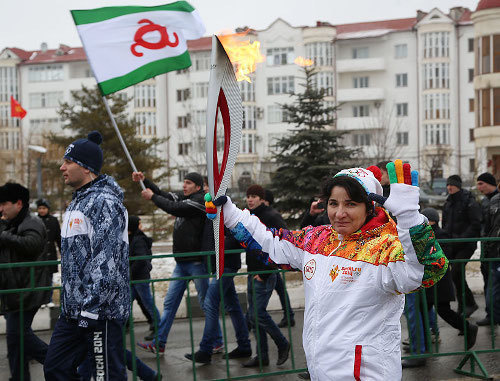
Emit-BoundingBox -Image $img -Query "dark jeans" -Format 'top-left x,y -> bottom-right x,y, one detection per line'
450,247 -> 477,310
44,317 -> 127,381
274,273 -> 294,319
199,267 -> 251,354
491,264 -> 500,324
5,307 -> 48,381
132,282 -> 160,328
247,274 -> 288,357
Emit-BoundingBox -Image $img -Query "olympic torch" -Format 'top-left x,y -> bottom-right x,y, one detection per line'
206,35 -> 243,280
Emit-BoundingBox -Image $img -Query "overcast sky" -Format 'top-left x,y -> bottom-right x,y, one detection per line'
0,0 -> 480,51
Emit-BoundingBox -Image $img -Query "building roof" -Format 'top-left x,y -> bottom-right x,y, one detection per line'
336,17 -> 416,35
187,36 -> 211,52
6,47 -> 32,60
476,0 -> 500,11
22,45 -> 87,65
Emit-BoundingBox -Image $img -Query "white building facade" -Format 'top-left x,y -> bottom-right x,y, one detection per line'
0,4 -> 487,192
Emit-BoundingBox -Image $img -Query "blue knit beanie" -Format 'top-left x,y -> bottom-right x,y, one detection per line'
64,131 -> 103,174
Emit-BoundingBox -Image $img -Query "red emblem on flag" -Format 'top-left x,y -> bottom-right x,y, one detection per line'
10,96 -> 27,119
130,19 -> 179,57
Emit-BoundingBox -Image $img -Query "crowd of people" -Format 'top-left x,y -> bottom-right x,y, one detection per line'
0,132 -> 499,380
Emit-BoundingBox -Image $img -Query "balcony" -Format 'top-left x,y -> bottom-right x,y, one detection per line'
336,117 -> 380,131
474,126 -> 500,148
336,58 -> 385,73
337,88 -> 384,102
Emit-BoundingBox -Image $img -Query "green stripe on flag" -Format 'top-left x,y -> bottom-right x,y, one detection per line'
98,50 -> 191,96
71,1 -> 195,25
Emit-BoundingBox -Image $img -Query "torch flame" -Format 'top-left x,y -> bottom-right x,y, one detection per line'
219,32 -> 264,82
294,56 -> 314,67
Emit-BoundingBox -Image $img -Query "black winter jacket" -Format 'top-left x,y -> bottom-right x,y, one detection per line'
442,189 -> 482,254
483,192 -> 500,259
480,189 -> 499,236
426,224 -> 455,303
0,207 -> 51,313
246,204 -> 287,279
129,230 -> 153,280
39,213 -> 61,273
300,211 -> 330,228
144,179 -> 206,262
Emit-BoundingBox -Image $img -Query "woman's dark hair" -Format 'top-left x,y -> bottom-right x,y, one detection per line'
321,176 -> 375,217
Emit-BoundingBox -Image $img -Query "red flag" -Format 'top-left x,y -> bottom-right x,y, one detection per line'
10,96 -> 27,119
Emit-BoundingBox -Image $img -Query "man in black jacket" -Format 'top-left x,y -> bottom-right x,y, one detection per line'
133,171 -> 209,354
242,185 -> 290,367
442,175 -> 482,318
0,183 -> 51,381
36,198 -> 61,309
475,173 -> 499,325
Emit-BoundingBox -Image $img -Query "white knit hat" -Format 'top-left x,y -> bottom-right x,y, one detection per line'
334,168 -> 383,196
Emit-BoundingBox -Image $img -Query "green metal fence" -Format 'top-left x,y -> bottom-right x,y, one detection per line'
0,237 -> 498,380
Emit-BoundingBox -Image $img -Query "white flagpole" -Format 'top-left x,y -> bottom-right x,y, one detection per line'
102,96 -> 146,190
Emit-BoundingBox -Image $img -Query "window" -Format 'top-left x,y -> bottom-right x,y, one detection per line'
193,110 -> 206,126
135,111 -> 156,135
352,133 -> 371,146
469,128 -> 475,142
314,71 -> 334,95
176,88 -> 190,102
266,47 -> 294,66
423,32 -> 450,58
240,132 -> 256,154
396,103 -> 408,117
353,76 -> 369,88
194,52 -> 211,71
395,44 -> 408,59
0,130 -> 20,150
193,82 -> 208,98
305,42 -> 333,66
424,123 -> 450,145
267,76 -> 294,95
267,105 -> 290,123
242,106 -> 256,129
239,80 -> 255,102
469,98 -> 474,112
495,35 -> 500,73
29,92 -> 63,108
482,36 -> 491,74
178,143 -> 192,155
477,88 -> 500,127
29,118 -> 59,132
178,169 -> 188,182
468,38 -> 474,53
177,115 -> 189,129
28,64 -> 64,82
396,73 -> 408,87
469,158 -> 475,173
0,105 -> 20,127
468,68 -> 474,83
352,47 -> 369,59
424,93 -> 450,120
423,63 -> 449,89
353,105 -> 369,117
176,68 -> 189,74
0,67 -> 17,102
396,132 -> 409,145
134,84 -> 156,108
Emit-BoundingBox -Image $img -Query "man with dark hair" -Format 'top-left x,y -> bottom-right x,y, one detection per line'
36,198 -> 61,309
242,184 -> 290,367
376,160 -> 391,198
44,131 -> 130,380
133,170 -> 209,355
0,182 -> 51,381
442,174 -> 482,318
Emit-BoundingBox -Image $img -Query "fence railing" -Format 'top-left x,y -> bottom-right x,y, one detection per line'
0,237 -> 499,380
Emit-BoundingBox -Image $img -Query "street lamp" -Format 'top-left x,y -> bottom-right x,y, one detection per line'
28,145 -> 47,199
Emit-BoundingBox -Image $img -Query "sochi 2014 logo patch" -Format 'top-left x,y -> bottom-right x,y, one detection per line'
304,259 -> 316,280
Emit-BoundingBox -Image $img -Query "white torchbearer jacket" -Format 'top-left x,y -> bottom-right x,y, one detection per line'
222,200 -> 447,381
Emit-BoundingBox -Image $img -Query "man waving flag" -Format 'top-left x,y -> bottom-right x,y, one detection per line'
71,1 -> 205,95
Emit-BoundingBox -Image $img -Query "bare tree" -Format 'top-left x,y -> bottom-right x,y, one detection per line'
421,144 -> 453,189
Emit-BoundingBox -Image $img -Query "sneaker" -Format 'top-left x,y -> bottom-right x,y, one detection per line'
212,343 -> 224,354
137,341 -> 164,354
47,302 -> 55,308
242,356 -> 269,367
184,350 -> 211,364
40,304 -> 47,309
224,347 -> 252,359
297,371 -> 311,380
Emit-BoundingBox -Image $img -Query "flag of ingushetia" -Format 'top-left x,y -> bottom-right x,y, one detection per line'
71,1 -> 205,95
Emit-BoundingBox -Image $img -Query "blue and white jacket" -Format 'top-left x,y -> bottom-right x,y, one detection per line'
60,175 -> 129,321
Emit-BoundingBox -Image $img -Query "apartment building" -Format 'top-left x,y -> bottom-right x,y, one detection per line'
0,1 -> 494,192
